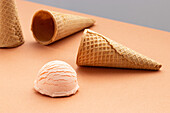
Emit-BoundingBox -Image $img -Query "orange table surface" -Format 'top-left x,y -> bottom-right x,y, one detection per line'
0,0 -> 170,113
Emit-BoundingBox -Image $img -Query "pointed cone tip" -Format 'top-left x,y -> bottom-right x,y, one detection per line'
77,29 -> 162,70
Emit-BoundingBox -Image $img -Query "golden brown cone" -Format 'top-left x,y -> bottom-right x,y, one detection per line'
31,10 -> 95,45
76,29 -> 162,70
0,0 -> 24,48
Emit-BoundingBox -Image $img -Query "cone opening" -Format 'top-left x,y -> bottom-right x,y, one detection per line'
32,10 -> 56,44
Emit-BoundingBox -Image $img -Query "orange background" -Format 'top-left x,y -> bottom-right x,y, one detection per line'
0,0 -> 170,113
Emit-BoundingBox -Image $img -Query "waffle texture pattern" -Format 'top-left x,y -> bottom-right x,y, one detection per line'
0,0 -> 24,47
77,29 -> 162,70
50,11 -> 95,41
32,10 -> 95,45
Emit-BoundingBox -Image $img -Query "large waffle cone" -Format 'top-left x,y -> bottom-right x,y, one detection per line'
0,0 -> 24,48
31,10 -> 95,45
77,29 -> 162,70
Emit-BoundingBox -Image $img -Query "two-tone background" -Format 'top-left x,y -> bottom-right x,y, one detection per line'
27,0 -> 170,32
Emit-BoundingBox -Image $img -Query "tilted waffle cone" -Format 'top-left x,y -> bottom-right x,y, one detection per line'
31,10 -> 95,45
76,29 -> 162,70
0,0 -> 24,48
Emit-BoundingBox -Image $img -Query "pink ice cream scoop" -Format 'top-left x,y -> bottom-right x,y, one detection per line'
34,60 -> 79,97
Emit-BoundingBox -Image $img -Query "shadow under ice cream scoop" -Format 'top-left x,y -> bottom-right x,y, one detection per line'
34,60 -> 79,97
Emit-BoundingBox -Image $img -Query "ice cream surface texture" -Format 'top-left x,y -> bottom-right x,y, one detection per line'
34,60 -> 79,97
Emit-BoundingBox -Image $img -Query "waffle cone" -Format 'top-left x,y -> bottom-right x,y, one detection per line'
76,29 -> 162,70
31,10 -> 95,45
0,0 -> 24,48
